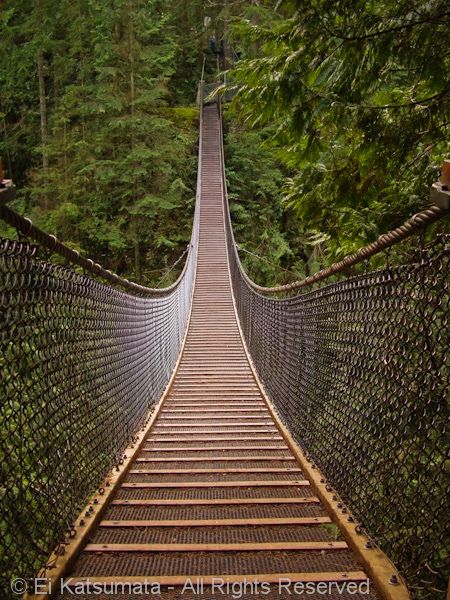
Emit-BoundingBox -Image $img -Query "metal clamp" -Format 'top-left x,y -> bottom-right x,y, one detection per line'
430,159 -> 450,209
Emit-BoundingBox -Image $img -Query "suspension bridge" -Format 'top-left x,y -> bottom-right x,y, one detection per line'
0,86 -> 449,600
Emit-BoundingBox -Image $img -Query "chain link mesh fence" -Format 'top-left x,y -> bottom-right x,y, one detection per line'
215,85 -> 449,598
1,92 -> 448,599
0,204 -> 198,594
226,211 -> 449,595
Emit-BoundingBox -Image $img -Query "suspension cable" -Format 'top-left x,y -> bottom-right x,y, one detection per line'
234,204 -> 449,295
236,244 -> 301,278
156,244 -> 190,287
0,203 -> 189,296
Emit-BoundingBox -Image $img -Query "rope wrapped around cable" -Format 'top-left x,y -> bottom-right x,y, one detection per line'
236,204 -> 448,295
0,203 -> 191,296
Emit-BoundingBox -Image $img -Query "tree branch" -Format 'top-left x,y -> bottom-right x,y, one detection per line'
321,12 -> 450,43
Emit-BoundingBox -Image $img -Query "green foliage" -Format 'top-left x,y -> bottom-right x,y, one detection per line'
224,116 -> 310,286
228,0 -> 450,267
1,0 -> 448,286
0,0 -> 201,286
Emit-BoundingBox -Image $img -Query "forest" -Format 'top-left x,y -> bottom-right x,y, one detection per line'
1,0 -> 449,285
0,2 -> 448,598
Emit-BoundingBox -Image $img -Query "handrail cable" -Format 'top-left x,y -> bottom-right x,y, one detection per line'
236,243 -> 302,278
0,161 -> 200,297
156,243 -> 190,287
234,204 -> 449,295
0,202 -> 194,296
216,75 -> 450,295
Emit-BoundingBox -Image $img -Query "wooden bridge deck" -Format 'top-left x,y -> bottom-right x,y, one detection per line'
54,106 -> 381,599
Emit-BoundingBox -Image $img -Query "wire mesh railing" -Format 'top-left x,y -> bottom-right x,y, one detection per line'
218,99 -> 450,596
0,92 -> 202,598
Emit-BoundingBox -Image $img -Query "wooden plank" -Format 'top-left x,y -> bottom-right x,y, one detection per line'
99,516 -> 331,527
173,375 -> 255,378
154,427 -> 277,432
171,380 -> 257,383
169,392 -> 260,395
164,408 -> 264,414
155,419 -> 273,425
128,467 -> 302,474
176,367 -> 252,371
167,389 -> 259,403
162,408 -> 267,413
166,403 -> 266,408
121,480 -> 310,489
158,417 -> 271,422
156,415 -> 271,421
147,437 -> 284,442
136,456 -> 295,462
141,446 -> 289,452
110,497 -> 321,506
84,541 -> 348,553
167,394 -> 260,398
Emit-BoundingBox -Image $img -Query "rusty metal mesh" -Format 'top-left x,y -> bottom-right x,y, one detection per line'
226,202 -> 449,595
0,206 -> 198,593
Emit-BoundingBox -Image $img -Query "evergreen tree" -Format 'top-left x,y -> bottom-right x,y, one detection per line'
1,0 -> 199,285
228,0 -> 450,264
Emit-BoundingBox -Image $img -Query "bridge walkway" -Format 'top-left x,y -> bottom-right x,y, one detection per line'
54,106 -> 379,599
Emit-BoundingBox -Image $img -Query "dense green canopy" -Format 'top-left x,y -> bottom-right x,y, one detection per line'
1,0 -> 448,286
228,0 -> 449,264
0,0 -> 207,284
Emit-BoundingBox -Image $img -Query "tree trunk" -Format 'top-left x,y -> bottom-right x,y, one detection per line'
128,0 -> 140,282
36,49 -> 48,175
134,239 -> 141,280
251,0 -> 262,54
2,119 -> 13,180
63,120 -> 68,186
128,0 -> 136,149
